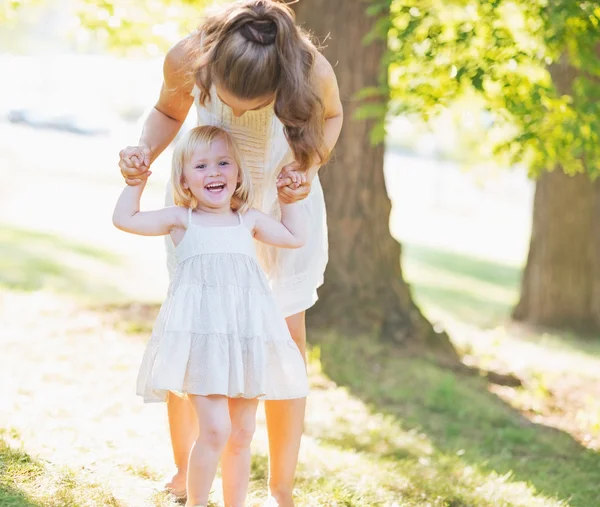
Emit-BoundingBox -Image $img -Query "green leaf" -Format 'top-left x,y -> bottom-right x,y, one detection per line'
386,0 -> 600,178
355,103 -> 389,121
370,122 -> 387,145
366,0 -> 390,17
355,86 -> 388,100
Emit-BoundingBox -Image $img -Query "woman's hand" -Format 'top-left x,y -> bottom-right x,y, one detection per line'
119,145 -> 152,186
276,162 -> 312,204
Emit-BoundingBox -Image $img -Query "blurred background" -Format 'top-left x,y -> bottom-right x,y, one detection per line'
1,1 -> 599,506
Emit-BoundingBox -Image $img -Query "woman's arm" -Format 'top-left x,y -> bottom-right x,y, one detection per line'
277,52 -> 343,201
119,39 -> 195,185
248,203 -> 307,249
113,180 -> 186,236
309,51 -> 344,181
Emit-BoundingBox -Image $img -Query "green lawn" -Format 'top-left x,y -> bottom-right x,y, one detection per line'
2,222 -> 600,505
0,430 -> 123,507
0,226 -> 124,302
402,243 -> 522,328
312,332 -> 599,506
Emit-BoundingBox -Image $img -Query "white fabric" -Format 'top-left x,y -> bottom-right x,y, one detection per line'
164,85 -> 328,317
138,215 -> 309,403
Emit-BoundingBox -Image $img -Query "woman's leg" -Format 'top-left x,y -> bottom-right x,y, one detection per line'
221,398 -> 259,507
164,226 -> 199,493
165,392 -> 198,493
265,311 -> 307,507
186,395 -> 231,507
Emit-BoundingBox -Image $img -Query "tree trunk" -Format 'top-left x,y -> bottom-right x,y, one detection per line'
513,171 -> 600,330
514,57 -> 600,331
292,0 -> 450,352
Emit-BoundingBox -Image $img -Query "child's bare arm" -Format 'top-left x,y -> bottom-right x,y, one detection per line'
113,181 -> 185,236
248,203 -> 306,249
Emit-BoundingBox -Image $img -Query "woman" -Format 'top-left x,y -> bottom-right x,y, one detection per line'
118,1 -> 343,505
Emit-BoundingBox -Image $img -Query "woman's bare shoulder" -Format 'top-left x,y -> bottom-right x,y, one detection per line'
312,52 -> 337,87
311,51 -> 341,116
311,51 -> 340,105
164,35 -> 199,77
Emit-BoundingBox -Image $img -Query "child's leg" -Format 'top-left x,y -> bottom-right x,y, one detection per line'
186,395 -> 231,507
221,397 -> 259,507
165,392 -> 198,492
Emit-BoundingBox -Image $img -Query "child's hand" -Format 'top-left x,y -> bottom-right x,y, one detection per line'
277,163 -> 312,204
277,170 -> 306,190
276,164 -> 307,190
119,144 -> 152,186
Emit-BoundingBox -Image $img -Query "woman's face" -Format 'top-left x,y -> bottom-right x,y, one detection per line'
215,85 -> 274,118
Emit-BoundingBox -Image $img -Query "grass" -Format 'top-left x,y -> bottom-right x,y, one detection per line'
0,225 -> 124,302
3,218 -> 600,504
402,243 -> 522,328
0,431 -> 123,507
122,463 -> 162,482
310,333 -> 600,506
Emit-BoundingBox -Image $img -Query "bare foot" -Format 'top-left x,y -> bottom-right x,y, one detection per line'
164,470 -> 187,498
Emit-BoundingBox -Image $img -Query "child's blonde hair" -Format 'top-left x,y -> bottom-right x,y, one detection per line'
171,126 -> 253,213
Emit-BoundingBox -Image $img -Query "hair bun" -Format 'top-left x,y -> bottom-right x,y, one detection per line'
240,19 -> 277,45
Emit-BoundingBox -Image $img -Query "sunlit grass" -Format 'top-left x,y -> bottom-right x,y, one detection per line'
309,332 -> 599,506
3,245 -> 600,505
0,432 -> 123,507
0,225 -> 124,302
402,240 -> 600,380
122,463 -> 162,482
403,242 -> 521,328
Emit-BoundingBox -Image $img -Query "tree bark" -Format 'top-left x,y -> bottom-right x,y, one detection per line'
514,57 -> 600,331
292,0 -> 450,352
513,171 -> 600,330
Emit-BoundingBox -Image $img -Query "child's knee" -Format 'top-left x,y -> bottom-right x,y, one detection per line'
199,419 -> 231,450
228,419 -> 256,454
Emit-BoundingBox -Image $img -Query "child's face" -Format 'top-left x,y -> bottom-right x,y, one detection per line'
183,135 -> 240,212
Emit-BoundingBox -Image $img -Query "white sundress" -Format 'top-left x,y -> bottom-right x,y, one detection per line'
137,209 -> 309,403
165,85 -> 328,318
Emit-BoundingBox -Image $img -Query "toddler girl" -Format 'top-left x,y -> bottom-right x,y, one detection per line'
113,125 -> 309,507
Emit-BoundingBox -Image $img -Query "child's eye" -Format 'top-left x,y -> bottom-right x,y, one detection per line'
219,161 -> 230,166
195,164 -> 206,169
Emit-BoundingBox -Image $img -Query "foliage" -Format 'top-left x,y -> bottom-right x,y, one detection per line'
75,0 -> 225,54
15,0 -> 600,175
0,0 -> 39,23
365,0 -> 600,176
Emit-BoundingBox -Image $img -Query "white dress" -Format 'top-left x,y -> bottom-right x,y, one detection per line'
165,85 -> 328,318
138,209 -> 309,403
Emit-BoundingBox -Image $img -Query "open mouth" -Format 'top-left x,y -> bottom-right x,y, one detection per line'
205,182 -> 226,193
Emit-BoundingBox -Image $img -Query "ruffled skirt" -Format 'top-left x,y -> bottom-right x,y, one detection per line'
136,254 -> 309,402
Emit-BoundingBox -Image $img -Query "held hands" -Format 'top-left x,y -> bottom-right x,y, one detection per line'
276,162 -> 312,204
119,145 -> 152,185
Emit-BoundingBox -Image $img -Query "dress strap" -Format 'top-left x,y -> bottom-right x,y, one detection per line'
237,211 -> 244,226
188,207 -> 193,228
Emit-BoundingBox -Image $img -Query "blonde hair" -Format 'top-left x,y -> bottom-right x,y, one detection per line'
186,0 -> 329,172
171,126 -> 253,213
